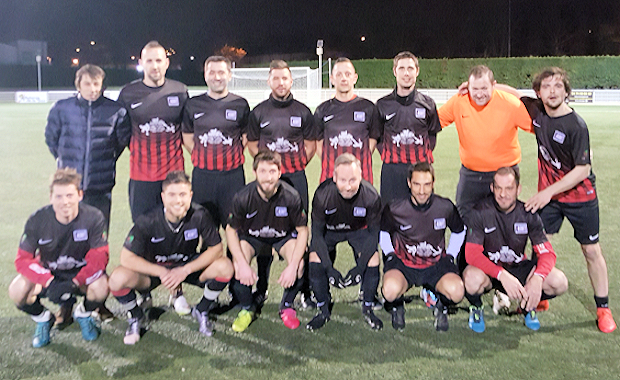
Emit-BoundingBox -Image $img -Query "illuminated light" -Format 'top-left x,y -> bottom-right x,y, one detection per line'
75,48 -> 80,52
190,56 -> 195,61
136,65 -> 144,72
90,41 -> 96,45
360,36 -> 366,42
72,58 -> 79,66
131,55 -> 136,60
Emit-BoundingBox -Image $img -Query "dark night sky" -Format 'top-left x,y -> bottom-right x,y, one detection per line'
1,0 -> 619,66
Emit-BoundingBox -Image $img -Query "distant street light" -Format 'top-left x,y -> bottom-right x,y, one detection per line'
190,56 -> 195,61
360,36 -> 366,42
90,41 -> 96,46
317,39 -> 324,88
36,55 -> 42,91
72,58 -> 79,66
75,48 -> 80,53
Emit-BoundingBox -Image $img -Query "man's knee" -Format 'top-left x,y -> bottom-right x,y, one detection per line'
381,270 -> 407,302
108,267 -> 137,292
545,269 -> 569,296
437,273 -> 465,303
8,275 -> 36,306
462,266 -> 487,294
85,275 -> 109,301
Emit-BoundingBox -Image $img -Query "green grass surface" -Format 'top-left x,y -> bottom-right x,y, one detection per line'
1,103 -> 619,379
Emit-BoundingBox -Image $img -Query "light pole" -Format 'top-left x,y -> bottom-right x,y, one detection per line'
36,55 -> 42,91
316,39 -> 323,88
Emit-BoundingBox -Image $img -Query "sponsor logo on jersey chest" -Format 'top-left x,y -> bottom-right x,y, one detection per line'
353,207 -> 366,217
415,108 -> 426,119
226,109 -> 237,121
275,206 -> 288,217
290,116 -> 302,127
552,130 -> 566,144
167,96 -> 180,107
433,218 -> 446,230
514,223 -> 528,234
73,229 -> 88,242
353,111 -> 366,122
184,228 -> 198,240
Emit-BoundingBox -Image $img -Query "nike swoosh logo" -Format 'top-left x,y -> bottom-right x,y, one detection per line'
246,210 -> 258,219
399,225 -> 412,231
194,113 -> 204,119
38,238 -> 53,245
386,113 -> 396,120
589,234 -> 599,241
484,227 -> 496,233
325,208 -> 337,215
131,102 -> 142,109
323,115 -> 334,122
150,237 -> 165,243
260,121 -> 270,128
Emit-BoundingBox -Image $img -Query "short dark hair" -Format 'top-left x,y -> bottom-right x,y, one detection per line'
532,67 -> 571,99
408,162 -> 435,182
50,168 -> 81,193
469,65 -> 495,83
493,166 -> 520,186
269,59 -> 291,74
205,55 -> 232,72
162,170 -> 191,191
393,51 -> 419,71
253,150 -> 282,171
333,57 -> 355,71
334,153 -> 361,170
75,64 -> 105,89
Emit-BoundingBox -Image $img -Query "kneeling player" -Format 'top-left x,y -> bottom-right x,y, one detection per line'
381,163 -> 465,331
226,151 -> 308,332
9,169 -> 109,347
307,153 -> 383,330
463,167 -> 568,332
108,171 -> 233,344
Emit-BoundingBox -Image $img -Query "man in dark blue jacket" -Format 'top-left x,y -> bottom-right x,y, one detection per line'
45,64 -> 131,228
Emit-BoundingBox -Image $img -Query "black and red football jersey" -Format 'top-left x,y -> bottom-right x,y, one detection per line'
247,94 -> 314,174
313,96 -> 381,183
118,79 -> 188,181
182,93 -> 250,171
376,88 -> 441,164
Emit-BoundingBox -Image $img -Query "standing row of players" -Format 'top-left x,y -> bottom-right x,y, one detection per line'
10,41 -> 615,348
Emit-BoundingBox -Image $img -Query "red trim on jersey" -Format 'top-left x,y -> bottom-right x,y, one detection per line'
15,248 -> 53,285
215,276 -> 232,283
465,242 -> 503,279
73,245 -> 109,286
532,241 -> 556,278
111,288 -> 132,297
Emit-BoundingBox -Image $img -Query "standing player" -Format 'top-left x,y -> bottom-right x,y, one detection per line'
8,169 -> 109,347
182,55 -> 250,228
313,57 -> 381,184
226,151 -> 308,332
306,154 -> 383,330
376,51 -> 442,203
380,162 -> 465,331
108,171 -> 233,344
462,167 -> 568,333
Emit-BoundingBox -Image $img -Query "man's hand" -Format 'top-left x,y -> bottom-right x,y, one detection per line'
161,266 -> 189,290
234,261 -> 257,286
45,277 -> 78,304
327,267 -> 346,289
278,263 -> 299,289
458,81 -> 469,95
522,275 -> 544,311
499,271 -> 527,301
343,266 -> 363,287
525,189 -> 553,213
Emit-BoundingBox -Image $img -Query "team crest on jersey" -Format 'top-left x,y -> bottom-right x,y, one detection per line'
434,218 -> 446,230
184,228 -> 198,241
553,130 -> 566,144
290,116 -> 302,127
167,96 -> 180,107
415,108 -> 426,119
353,207 -> 366,217
392,129 -> 423,147
329,131 -> 363,149
199,129 -> 233,147
73,229 -> 88,242
225,109 -> 237,121
353,111 -> 366,122
275,206 -> 288,217
514,223 -> 528,234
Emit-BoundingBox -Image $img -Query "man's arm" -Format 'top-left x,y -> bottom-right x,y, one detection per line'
369,138 -> 377,154
246,140 -> 259,157
525,164 -> 591,213
119,247 -> 168,278
225,225 -> 256,286
44,103 -> 62,159
304,140 -> 316,162
161,243 -> 224,290
114,108 -> 131,158
182,133 -> 194,153
73,245 -> 109,286
278,225 -> 308,288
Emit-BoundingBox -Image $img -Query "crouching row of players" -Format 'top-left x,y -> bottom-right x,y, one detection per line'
9,151 -> 567,348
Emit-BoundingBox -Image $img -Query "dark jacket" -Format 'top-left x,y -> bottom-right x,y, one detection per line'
45,95 -> 131,192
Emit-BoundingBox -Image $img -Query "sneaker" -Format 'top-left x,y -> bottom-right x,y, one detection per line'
232,309 -> 255,332
390,304 -> 406,331
74,303 -> 101,341
137,293 -> 152,315
306,312 -> 330,331
492,290 -> 511,315
279,308 -> 301,329
300,292 -> 317,309
468,305 -> 485,333
536,300 -> 549,312
362,306 -> 383,330
124,316 -> 143,345
33,314 -> 55,348
420,288 -> 437,309
358,291 -> 383,311
54,302 -> 74,330
524,310 -> 541,331
192,307 -> 214,336
170,294 -> 192,316
597,307 -> 617,333
433,301 -> 449,332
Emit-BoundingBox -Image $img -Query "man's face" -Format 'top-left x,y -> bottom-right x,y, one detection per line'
139,47 -> 169,86
408,171 -> 434,205
491,173 -> 521,213
50,184 -> 83,223
333,163 -> 362,199
537,74 -> 568,111
255,161 -> 281,199
77,74 -> 103,102
268,68 -> 293,99
468,74 -> 495,106
331,62 -> 358,93
161,182 -> 192,221
205,61 -> 231,95
393,58 -> 419,90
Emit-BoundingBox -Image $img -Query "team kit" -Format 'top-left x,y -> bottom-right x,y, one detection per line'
9,41 -> 616,349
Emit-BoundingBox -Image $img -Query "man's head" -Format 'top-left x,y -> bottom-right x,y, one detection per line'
532,67 -> 571,111
161,171 -> 192,222
468,65 -> 496,106
49,168 -> 83,223
75,64 -> 105,102
253,150 -> 282,199
140,41 -> 169,87
333,153 -> 362,199
393,51 -> 419,92
407,162 -> 435,205
204,55 -> 232,97
491,167 -> 521,213
331,57 -> 358,94
268,60 -> 293,100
